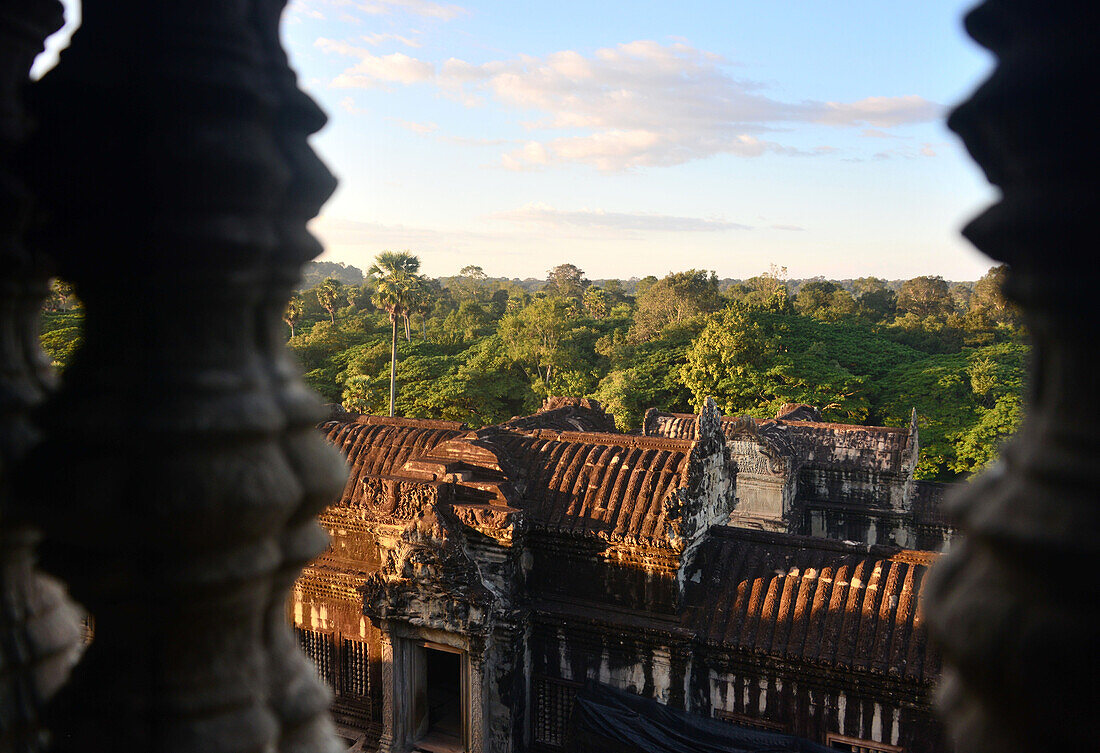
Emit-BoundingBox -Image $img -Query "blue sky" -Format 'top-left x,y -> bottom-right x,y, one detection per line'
41,1 -> 998,281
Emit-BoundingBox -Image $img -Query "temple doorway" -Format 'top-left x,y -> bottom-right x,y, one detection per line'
412,644 -> 465,753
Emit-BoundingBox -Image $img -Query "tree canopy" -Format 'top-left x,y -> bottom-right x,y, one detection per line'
42,263 -> 1027,483
630,269 -> 721,342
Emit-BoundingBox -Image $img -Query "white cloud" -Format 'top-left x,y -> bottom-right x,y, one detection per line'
362,32 -> 422,48
490,203 -> 751,232
317,39 -> 434,87
317,38 -> 942,170
291,0 -> 466,21
338,96 -> 368,114
815,95 -> 940,127
860,128 -> 905,139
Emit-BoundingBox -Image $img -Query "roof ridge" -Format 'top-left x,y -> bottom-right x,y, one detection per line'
323,414 -> 470,431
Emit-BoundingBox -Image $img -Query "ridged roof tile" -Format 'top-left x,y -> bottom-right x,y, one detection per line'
320,417 -> 468,505
686,527 -> 937,682
481,430 -> 694,543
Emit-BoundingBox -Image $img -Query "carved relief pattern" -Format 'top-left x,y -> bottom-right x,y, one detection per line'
377,630 -> 395,753
728,442 -> 787,477
13,2 -> 343,750
467,651 -> 486,753
394,481 -> 437,520
0,2 -> 84,750
354,477 -> 387,510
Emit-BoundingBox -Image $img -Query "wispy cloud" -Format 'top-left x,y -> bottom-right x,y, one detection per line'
490,203 -> 752,232
814,96 -> 939,128
362,32 -> 422,48
317,38 -> 942,170
338,96 -> 368,114
860,128 -> 906,139
317,40 -> 434,87
290,0 -> 466,21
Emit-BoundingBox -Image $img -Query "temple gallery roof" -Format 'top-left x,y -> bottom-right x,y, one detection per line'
685,526 -> 938,682
321,415 -> 468,493
645,406 -> 918,476
476,429 -> 693,542
315,405 -> 941,685
499,396 -> 618,434
319,403 -> 708,546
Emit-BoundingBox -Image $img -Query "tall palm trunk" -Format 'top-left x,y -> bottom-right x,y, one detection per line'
389,314 -> 397,417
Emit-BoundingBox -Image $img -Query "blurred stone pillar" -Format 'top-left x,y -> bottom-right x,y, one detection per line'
15,1 -> 345,750
253,2 -> 350,751
0,1 -> 84,750
924,2 -> 1099,752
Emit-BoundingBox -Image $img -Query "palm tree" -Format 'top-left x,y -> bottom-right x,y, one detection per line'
316,278 -> 342,323
283,294 -> 304,338
369,251 -> 423,417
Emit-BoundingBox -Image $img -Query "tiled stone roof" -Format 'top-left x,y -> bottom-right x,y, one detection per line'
685,526 -> 937,682
319,414 -> 706,545
645,409 -> 916,475
320,417 -> 468,503
480,430 -> 695,544
499,397 -> 617,433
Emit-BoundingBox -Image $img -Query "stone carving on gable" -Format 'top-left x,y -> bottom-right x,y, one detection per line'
663,399 -> 735,550
356,477 -> 387,510
393,481 -> 438,521
724,416 -> 795,477
363,494 -> 495,634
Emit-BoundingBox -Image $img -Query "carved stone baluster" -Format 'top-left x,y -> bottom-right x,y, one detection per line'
377,629 -> 396,753
0,1 -> 83,750
12,2 -> 339,750
923,3 -> 1099,752
251,1 -> 347,751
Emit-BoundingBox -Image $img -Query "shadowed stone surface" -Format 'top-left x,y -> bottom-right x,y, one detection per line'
294,401 -> 949,752
0,2 -> 84,750
923,2 -> 1099,752
11,2 -> 346,751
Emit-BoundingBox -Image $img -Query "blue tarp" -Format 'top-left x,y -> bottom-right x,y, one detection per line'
566,681 -> 834,753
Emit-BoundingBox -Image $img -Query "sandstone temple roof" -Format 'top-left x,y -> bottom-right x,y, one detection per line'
499,397 -> 618,434
686,526 -> 938,683
478,429 -> 693,543
320,408 -> 705,546
321,416 -> 468,500
301,400 -> 948,750
644,406 -> 918,476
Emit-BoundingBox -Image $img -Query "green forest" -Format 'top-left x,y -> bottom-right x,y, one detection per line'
40,260 -> 1026,482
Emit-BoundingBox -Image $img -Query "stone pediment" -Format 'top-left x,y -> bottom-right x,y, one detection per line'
361,490 -> 497,634
723,416 -> 796,476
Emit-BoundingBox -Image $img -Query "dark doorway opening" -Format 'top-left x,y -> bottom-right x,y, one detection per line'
415,647 -> 463,753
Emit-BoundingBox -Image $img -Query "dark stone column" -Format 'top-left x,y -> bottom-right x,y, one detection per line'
0,1 -> 84,751
923,3 -> 1099,752
253,1 -> 350,751
14,1 -> 346,750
